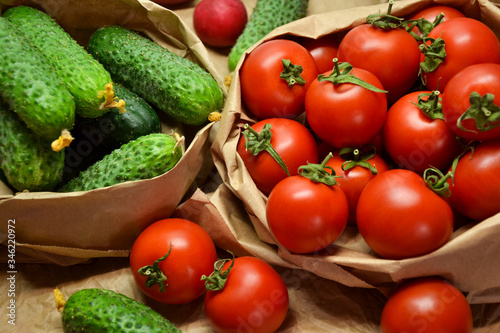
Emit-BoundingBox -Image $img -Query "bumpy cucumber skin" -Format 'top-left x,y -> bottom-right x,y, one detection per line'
62,288 -> 181,333
0,17 -> 75,141
0,100 -> 65,192
79,84 -> 162,150
4,6 -> 114,118
87,25 -> 224,126
228,0 -> 309,71
59,133 -> 182,192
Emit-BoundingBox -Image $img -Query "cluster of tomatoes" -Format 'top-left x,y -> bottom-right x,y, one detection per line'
235,2 -> 500,332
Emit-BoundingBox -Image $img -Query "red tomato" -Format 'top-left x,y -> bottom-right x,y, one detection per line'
204,256 -> 289,333
420,17 -> 500,92
447,138 -> 500,221
301,34 -> 340,74
237,118 -> 319,196
406,5 -> 465,39
266,168 -> 349,253
305,63 -> 387,149
356,169 -> 454,259
381,277 -> 473,333
325,148 -> 389,225
442,63 -> 500,141
337,24 -> 420,104
382,90 -> 463,174
129,218 -> 217,304
240,39 -> 319,119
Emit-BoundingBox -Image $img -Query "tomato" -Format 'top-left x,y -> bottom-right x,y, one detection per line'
442,63 -> 500,141
240,39 -> 319,119
237,118 -> 319,196
337,23 -> 420,105
406,5 -> 465,39
356,169 -> 454,259
129,218 -> 217,304
301,33 -> 340,74
305,61 -> 387,149
204,256 -> 289,333
420,17 -> 500,92
382,90 -> 463,174
266,155 -> 349,253
325,147 -> 389,225
447,138 -> 500,221
381,277 -> 473,333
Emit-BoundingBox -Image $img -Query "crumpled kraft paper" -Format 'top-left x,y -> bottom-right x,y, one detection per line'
0,0 -> 226,265
208,0 -> 500,303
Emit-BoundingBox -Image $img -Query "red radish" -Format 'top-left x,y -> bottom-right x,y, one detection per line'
193,0 -> 248,48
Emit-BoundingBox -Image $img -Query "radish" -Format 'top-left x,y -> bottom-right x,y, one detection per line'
193,0 -> 248,48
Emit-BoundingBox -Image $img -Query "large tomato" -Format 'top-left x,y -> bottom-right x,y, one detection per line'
237,118 -> 319,196
204,256 -> 289,333
406,4 -> 465,39
447,138 -> 500,221
381,277 -> 473,333
325,147 -> 389,225
240,39 -> 319,119
356,169 -> 454,259
382,90 -> 463,174
305,61 -> 387,149
420,17 -> 500,92
266,155 -> 349,253
337,18 -> 420,104
442,63 -> 500,141
301,33 -> 341,74
129,218 -> 217,304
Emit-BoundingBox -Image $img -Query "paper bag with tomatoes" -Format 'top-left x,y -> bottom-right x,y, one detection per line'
203,0 -> 500,303
0,0 -> 226,265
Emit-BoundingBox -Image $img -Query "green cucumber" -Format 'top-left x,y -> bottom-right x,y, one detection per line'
59,133 -> 183,192
0,17 -> 75,150
0,99 -> 65,192
77,84 -> 162,150
87,25 -> 224,126
3,6 -> 124,118
55,288 -> 181,333
227,0 -> 309,71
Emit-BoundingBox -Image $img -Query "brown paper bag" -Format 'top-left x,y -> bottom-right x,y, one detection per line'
0,0 -> 226,265
208,0 -> 500,302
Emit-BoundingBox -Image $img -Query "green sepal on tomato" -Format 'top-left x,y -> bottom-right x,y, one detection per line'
129,218 -> 217,304
336,1 -> 421,104
266,153 -> 349,254
240,39 -> 319,119
404,4 -> 465,41
381,276 -> 473,333
382,90 -> 463,174
325,146 -> 389,225
305,59 -> 387,150
237,118 -> 319,196
202,255 -> 289,333
356,168 -> 454,259
442,63 -> 500,141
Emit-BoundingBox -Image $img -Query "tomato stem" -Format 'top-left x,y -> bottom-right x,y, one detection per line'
423,167 -> 453,197
419,35 -> 447,75
298,152 -> 342,186
457,92 -> 500,133
280,59 -> 306,87
366,0 -> 405,29
339,145 -> 379,174
137,243 -> 172,292
412,90 -> 444,120
405,13 -> 445,41
242,123 -> 290,176
319,59 -> 387,93
201,252 -> 235,291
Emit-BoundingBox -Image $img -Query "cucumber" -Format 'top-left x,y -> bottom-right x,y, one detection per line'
0,17 -> 75,150
0,99 -> 65,192
227,0 -> 309,71
55,288 -> 181,333
3,6 -> 124,118
59,133 -> 183,192
77,84 -> 162,150
87,25 -> 224,126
